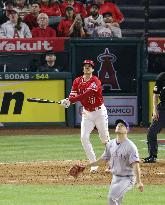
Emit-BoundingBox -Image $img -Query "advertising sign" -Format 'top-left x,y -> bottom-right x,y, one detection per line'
0,37 -> 69,52
75,96 -> 138,125
0,80 -> 65,122
148,37 -> 165,53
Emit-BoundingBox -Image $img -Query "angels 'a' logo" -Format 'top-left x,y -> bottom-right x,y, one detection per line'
91,82 -> 97,89
97,48 -> 120,90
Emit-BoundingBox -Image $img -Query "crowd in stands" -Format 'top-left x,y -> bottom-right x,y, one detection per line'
0,0 -> 123,38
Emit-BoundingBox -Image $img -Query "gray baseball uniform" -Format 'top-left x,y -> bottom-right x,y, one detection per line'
102,138 -> 140,205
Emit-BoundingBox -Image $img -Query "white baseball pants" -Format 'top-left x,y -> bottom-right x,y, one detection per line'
81,104 -> 110,163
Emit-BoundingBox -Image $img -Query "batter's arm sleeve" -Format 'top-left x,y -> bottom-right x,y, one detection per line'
69,79 -> 79,99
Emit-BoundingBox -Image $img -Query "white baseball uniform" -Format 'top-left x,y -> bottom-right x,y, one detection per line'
84,15 -> 104,36
102,138 -> 140,205
69,75 -> 110,171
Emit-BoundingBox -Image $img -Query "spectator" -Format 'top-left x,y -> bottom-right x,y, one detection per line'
84,3 -> 104,36
93,11 -> 122,37
32,13 -> 56,37
87,0 -> 124,23
39,50 -> 63,72
0,0 -> 15,25
0,8 -> 32,38
40,0 -> 61,17
60,0 -> 87,18
23,1 -> 40,30
57,5 -> 75,37
69,14 -> 86,37
14,0 -> 31,19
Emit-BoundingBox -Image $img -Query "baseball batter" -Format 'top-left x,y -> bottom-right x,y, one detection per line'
61,59 -> 110,172
70,119 -> 144,205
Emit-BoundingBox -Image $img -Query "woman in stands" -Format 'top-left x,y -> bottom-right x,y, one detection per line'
58,5 -> 85,37
0,8 -> 32,38
60,0 -> 87,18
57,5 -> 75,37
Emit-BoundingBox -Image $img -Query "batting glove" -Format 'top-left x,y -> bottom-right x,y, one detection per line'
60,98 -> 70,108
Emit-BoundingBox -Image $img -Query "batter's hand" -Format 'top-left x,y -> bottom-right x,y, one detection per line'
137,182 -> 144,192
60,98 -> 70,108
69,164 -> 85,178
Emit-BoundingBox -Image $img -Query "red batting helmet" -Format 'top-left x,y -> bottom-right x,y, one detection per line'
83,60 -> 95,67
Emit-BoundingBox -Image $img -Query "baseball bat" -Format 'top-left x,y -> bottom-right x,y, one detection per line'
27,98 -> 61,104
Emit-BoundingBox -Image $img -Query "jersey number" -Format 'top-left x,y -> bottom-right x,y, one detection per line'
88,96 -> 96,104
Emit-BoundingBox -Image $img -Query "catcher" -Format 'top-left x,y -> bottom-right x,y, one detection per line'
69,119 -> 144,205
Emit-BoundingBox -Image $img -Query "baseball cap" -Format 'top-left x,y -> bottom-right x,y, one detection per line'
45,50 -> 56,56
65,5 -> 75,11
115,119 -> 129,129
6,8 -> 18,13
103,12 -> 113,18
91,3 -> 100,9
83,60 -> 95,67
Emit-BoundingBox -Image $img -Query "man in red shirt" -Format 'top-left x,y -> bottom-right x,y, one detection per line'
61,60 -> 110,173
23,1 -> 40,30
32,12 -> 56,37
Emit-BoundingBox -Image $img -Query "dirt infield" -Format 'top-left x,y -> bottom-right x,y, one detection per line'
1,126 -> 161,136
0,160 -> 164,185
0,127 -> 164,185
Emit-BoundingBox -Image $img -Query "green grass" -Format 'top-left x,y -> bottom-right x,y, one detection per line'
0,184 -> 164,205
123,185 -> 165,205
0,132 -> 164,205
0,133 -> 164,162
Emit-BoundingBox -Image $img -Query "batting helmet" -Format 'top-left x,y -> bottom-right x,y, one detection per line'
83,60 -> 95,67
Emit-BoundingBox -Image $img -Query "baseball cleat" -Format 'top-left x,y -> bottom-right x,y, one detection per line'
143,156 -> 157,163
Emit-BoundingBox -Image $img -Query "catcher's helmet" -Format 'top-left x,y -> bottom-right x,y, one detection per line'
83,60 -> 95,67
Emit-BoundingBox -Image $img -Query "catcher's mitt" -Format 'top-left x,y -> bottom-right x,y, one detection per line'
69,164 -> 85,178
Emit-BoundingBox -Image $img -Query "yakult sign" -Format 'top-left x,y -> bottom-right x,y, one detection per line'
0,40 -> 52,51
0,37 -> 68,52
